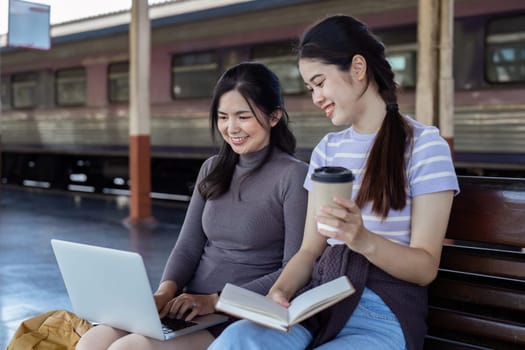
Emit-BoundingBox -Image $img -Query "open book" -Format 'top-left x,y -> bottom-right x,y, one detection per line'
215,276 -> 355,332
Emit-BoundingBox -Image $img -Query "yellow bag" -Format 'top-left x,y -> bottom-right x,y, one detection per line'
6,309 -> 92,350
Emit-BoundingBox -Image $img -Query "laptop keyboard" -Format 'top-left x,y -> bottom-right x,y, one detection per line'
161,317 -> 198,334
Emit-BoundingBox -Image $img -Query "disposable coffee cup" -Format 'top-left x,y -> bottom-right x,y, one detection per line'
311,166 -> 354,232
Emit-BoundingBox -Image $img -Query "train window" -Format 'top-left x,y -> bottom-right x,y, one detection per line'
376,27 -> 417,89
172,52 -> 218,98
251,42 -> 305,94
385,47 -> 417,88
108,62 -> 129,102
486,15 -> 525,83
1,77 -> 9,109
56,67 -> 86,106
11,72 -> 38,108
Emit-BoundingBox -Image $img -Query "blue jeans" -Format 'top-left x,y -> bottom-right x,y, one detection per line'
208,287 -> 406,350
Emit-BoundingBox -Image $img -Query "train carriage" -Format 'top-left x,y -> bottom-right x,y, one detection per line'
1,0 -> 525,199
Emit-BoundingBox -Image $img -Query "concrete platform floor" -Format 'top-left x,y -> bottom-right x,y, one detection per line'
0,186 -> 187,348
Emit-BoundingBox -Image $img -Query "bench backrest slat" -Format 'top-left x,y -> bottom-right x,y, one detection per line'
440,246 -> 525,280
431,276 -> 524,312
446,176 -> 525,247
428,307 -> 525,349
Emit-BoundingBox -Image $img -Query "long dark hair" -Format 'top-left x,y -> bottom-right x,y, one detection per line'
298,15 -> 412,218
198,62 -> 297,199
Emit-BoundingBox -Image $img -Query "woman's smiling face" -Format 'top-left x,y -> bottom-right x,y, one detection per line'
217,89 -> 275,155
299,58 -> 366,126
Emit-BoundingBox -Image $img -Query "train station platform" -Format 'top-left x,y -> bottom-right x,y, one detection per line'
0,186 -> 188,348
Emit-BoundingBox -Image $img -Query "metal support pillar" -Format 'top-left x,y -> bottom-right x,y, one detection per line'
439,0 -> 455,153
416,0 -> 439,126
125,0 -> 155,227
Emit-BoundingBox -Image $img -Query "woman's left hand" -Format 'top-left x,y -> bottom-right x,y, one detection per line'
316,196 -> 371,253
159,293 -> 219,321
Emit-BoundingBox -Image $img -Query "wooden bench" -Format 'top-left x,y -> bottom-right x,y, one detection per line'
424,176 -> 525,349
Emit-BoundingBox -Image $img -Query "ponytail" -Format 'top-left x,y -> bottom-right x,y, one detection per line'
356,104 -> 412,218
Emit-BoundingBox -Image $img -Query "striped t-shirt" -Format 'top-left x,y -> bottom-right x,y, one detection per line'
304,116 -> 459,246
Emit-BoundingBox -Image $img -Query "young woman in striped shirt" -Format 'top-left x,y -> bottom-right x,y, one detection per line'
210,15 -> 459,350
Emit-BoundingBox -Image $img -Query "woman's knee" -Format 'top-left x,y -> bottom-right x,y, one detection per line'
108,331 -> 213,350
76,325 -> 128,350
210,320 -> 312,350
107,333 -> 151,350
209,320 -> 263,349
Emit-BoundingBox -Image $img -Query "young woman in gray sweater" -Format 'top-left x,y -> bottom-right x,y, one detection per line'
76,62 -> 308,350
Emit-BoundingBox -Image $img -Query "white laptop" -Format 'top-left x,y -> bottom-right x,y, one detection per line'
51,239 -> 228,341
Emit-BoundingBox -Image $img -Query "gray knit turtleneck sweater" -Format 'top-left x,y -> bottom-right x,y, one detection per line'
161,146 -> 308,296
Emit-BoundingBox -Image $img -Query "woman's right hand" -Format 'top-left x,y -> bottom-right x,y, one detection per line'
153,280 -> 178,311
268,288 -> 290,308
153,290 -> 172,311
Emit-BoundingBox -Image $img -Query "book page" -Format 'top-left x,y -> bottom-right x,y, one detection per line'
215,300 -> 288,332
219,283 -> 288,322
288,276 -> 354,324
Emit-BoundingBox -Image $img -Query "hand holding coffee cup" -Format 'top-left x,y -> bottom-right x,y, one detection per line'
311,166 -> 354,233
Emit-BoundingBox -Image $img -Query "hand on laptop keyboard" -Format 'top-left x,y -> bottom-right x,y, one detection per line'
161,317 -> 197,332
